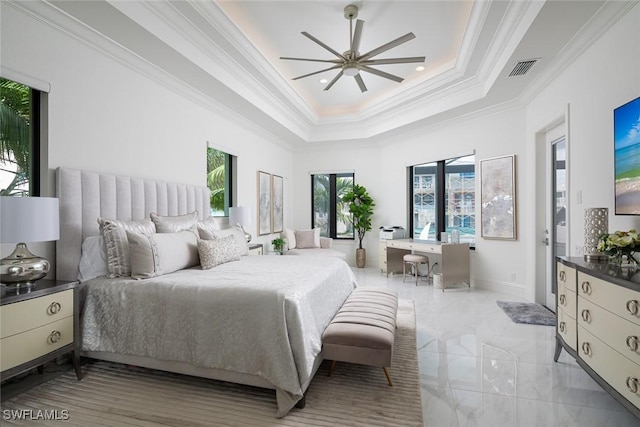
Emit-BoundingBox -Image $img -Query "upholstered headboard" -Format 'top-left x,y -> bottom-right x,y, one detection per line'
56,167 -> 211,281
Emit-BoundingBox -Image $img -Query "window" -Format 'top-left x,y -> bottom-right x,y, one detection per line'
0,78 -> 41,196
311,173 -> 354,239
410,154 -> 475,246
206,147 -> 235,216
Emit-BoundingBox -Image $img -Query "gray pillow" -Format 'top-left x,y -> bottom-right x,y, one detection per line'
198,235 -> 241,269
295,229 -> 318,249
127,230 -> 199,279
98,218 -> 156,277
150,211 -> 198,233
197,216 -> 221,238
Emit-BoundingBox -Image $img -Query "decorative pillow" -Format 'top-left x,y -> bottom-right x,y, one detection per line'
208,226 -> 250,256
98,218 -> 156,277
284,229 -> 297,249
127,230 -> 199,279
150,211 -> 198,233
78,235 -> 108,282
197,216 -> 221,238
198,235 -> 241,269
295,228 -> 321,249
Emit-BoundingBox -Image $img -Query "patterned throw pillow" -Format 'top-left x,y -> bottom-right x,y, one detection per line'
198,235 -> 241,269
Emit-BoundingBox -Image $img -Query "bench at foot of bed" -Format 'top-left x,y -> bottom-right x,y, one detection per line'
322,288 -> 398,386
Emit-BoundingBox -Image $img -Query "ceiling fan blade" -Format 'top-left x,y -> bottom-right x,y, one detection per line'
324,71 -> 344,91
359,65 -> 404,83
292,65 -> 342,80
358,32 -> 416,61
302,31 -> 347,60
351,19 -> 364,59
361,56 -> 425,65
354,73 -> 367,93
280,57 -> 343,64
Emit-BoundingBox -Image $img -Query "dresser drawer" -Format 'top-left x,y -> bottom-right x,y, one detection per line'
387,240 -> 442,254
578,326 -> 640,410
0,316 -> 74,372
578,297 -> 640,366
578,272 -> 640,327
557,282 -> 577,318
557,262 -> 576,292
1,289 -> 74,338
557,306 -> 577,351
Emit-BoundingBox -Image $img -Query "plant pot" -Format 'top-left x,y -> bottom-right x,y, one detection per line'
355,248 -> 366,268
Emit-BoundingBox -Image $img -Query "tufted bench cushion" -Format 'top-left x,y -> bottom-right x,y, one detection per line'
322,287 -> 398,386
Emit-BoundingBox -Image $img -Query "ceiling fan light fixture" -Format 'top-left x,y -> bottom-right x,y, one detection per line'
343,64 -> 359,77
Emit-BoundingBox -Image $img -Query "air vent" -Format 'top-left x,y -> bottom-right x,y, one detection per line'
508,59 -> 539,77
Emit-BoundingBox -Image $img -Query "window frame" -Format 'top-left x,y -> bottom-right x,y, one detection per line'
408,154 -> 476,247
311,172 -> 355,240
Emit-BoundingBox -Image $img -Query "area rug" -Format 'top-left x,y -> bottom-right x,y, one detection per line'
497,301 -> 556,326
1,300 -> 422,426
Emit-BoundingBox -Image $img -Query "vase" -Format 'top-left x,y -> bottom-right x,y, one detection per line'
355,248 -> 366,268
609,252 -> 637,268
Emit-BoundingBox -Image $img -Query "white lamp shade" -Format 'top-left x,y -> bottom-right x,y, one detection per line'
0,196 -> 60,243
229,206 -> 252,228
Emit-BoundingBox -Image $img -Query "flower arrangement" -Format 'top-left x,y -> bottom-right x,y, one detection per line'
597,229 -> 640,265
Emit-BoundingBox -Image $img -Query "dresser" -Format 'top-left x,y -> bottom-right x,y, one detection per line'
1,280 -> 82,381
555,257 -> 640,419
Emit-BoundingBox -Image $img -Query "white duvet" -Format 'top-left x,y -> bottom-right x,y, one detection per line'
80,255 -> 356,416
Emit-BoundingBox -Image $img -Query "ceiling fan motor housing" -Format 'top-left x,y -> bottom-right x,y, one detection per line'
344,5 -> 359,20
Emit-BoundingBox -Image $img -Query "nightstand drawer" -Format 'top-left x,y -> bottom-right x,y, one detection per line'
0,316 -> 74,372
1,289 -> 74,338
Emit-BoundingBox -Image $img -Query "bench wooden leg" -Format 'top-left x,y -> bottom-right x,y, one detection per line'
328,360 -> 337,377
383,367 -> 393,387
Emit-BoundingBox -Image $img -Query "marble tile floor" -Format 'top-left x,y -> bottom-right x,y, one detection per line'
350,266 -> 639,427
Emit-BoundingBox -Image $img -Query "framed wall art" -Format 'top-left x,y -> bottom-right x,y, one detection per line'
271,174 -> 283,233
257,171 -> 271,235
480,155 -> 517,240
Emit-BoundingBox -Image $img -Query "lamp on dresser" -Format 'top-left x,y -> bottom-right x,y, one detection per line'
229,206 -> 253,242
0,196 -> 60,287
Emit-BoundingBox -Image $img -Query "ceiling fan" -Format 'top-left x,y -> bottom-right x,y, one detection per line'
280,4 -> 425,92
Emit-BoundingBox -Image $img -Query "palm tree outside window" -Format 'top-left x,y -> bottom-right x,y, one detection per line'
312,173 -> 354,239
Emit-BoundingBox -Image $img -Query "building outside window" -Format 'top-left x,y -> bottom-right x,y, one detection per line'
410,154 -> 475,246
0,78 -> 40,196
311,173 -> 354,239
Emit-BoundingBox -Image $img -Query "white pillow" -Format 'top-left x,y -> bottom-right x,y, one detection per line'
78,235 -> 108,282
198,235 -> 241,269
98,217 -> 156,277
127,230 -> 199,279
204,226 -> 250,256
293,228 -> 321,249
284,229 -> 297,249
197,216 -> 220,238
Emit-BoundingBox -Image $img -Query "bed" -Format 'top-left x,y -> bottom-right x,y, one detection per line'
55,167 -> 357,417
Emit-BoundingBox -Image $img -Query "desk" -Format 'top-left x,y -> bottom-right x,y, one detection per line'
385,239 -> 470,289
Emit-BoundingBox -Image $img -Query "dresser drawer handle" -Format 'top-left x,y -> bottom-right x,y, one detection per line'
581,281 -> 592,295
559,321 -> 566,333
627,300 -> 639,316
47,302 -> 62,315
581,342 -> 592,357
559,271 -> 566,282
47,330 -> 62,344
559,294 -> 566,306
581,309 -> 591,323
626,377 -> 639,394
627,336 -> 639,352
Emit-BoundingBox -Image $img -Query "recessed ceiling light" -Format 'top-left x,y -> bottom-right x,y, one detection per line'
416,66 -> 425,71
320,78 -> 328,84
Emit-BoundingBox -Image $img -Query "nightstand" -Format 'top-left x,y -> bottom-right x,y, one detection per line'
248,243 -> 263,255
1,280 -> 82,381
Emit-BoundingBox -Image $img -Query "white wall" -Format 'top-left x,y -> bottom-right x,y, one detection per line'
0,4 -> 293,266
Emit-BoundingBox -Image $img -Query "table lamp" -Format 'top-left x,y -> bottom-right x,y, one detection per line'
229,206 -> 252,242
0,196 -> 60,286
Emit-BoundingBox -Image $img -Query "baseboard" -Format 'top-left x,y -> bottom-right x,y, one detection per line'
472,278 -> 525,297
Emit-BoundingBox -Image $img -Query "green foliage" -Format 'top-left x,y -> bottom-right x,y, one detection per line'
0,78 -> 31,196
343,184 -> 375,249
206,148 -> 226,211
272,237 -> 285,253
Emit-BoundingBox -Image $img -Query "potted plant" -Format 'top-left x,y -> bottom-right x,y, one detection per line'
272,237 -> 285,255
343,184 -> 375,268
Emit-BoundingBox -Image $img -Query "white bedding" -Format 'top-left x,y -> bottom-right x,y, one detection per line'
80,255 -> 356,416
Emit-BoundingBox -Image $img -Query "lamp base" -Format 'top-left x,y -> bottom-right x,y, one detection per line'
238,224 -> 252,243
0,243 -> 50,286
